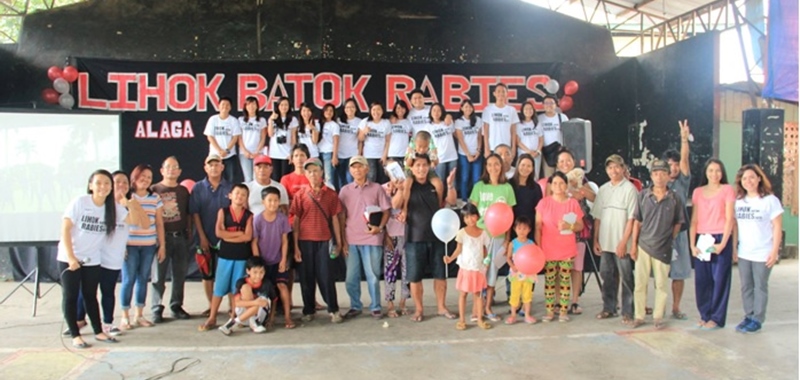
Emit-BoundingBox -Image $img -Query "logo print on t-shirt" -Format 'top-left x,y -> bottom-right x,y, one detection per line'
491,113 -> 510,123
160,191 -> 182,223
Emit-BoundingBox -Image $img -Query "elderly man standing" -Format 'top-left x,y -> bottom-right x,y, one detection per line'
592,154 -> 638,325
150,156 -> 192,322
291,157 -> 344,323
338,156 -> 391,319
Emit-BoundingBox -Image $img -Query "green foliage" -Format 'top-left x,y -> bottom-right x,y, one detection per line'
0,0 -> 85,43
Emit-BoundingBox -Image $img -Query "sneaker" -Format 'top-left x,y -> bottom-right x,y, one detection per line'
171,307 -> 191,320
330,312 -> 343,323
735,317 -> 751,333
251,324 -> 267,334
218,319 -> 237,336
301,314 -> 315,322
103,324 -> 122,337
741,319 -> 762,334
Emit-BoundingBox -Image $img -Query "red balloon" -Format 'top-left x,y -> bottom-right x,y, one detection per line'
62,66 -> 79,83
560,96 -> 574,112
47,66 -> 62,81
41,88 -> 59,104
564,80 -> 579,96
514,244 -> 545,275
484,203 -> 514,237
180,179 -> 196,193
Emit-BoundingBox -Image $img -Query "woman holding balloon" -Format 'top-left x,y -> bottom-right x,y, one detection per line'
469,153 -> 516,322
536,172 -> 584,322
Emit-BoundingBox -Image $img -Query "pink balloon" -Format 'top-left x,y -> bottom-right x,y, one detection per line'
484,203 -> 514,237
560,95 -> 574,112
180,179 -> 196,193
514,244 -> 545,275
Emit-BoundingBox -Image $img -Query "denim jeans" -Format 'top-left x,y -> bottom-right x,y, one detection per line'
150,234 -> 190,312
599,251 -> 634,317
239,154 -> 255,183
435,160 -> 457,195
345,245 -> 383,311
334,159 -> 353,191
367,158 -> 387,184
458,154 -> 483,200
121,245 -> 157,310
320,152 -> 335,188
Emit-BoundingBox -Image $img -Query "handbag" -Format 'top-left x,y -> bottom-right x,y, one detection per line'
543,142 -> 562,167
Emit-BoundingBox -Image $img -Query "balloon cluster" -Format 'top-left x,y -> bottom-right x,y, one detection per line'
42,65 -> 78,109
543,79 -> 580,112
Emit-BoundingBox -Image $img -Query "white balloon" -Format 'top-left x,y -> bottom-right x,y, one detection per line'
53,77 -> 70,94
431,208 -> 460,243
59,93 -> 74,109
544,79 -> 560,94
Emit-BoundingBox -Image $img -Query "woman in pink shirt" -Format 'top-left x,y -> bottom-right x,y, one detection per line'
689,158 -> 735,330
535,172 -> 584,322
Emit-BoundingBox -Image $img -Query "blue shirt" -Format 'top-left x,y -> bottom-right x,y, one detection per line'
189,178 -> 232,246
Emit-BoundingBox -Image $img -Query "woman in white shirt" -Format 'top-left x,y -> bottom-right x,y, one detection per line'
733,164 -> 783,333
267,96 -> 299,181
516,101 -> 544,180
294,103 -> 321,158
335,98 -> 361,190
387,101 -> 412,162
454,99 -> 483,201
318,103 -> 340,188
238,96 -> 268,182
358,102 -> 392,183
427,103 -> 458,182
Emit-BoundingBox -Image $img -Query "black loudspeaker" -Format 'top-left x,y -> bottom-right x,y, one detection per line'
742,109 -> 784,200
562,119 -> 593,172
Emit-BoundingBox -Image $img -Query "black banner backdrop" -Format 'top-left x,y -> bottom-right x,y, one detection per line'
76,58 -> 561,180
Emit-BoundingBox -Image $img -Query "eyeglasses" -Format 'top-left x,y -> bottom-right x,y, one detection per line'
163,166 -> 181,170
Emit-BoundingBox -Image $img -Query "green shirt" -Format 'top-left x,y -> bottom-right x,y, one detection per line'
469,181 -> 517,234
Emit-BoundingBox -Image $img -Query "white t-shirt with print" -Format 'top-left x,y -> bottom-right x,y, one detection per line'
455,116 -> 483,156
268,116 -> 299,159
408,107 -> 431,136
296,120 -> 320,158
426,122 -> 457,163
337,117 -> 361,159
318,121 -> 340,153
455,228 -> 491,271
538,113 -> 568,146
735,195 -> 784,262
102,222 -> 129,270
482,104 -> 519,151
358,119 -> 392,159
388,119 -> 412,158
204,115 -> 242,159
238,116 -> 267,154
57,195 -> 129,266
516,120 -> 543,155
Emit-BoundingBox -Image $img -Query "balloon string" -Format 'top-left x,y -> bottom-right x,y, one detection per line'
444,241 -> 448,279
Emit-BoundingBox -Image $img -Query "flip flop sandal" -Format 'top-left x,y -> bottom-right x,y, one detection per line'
630,319 -> 645,329
72,340 -> 90,349
654,320 -> 666,329
197,322 -> 217,332
95,335 -> 119,344
559,314 -> 570,322
200,309 -> 211,317
671,311 -> 688,320
485,313 -> 500,322
621,316 -> 633,325
569,304 -> 583,315
542,313 -> 555,322
596,311 -> 617,319
410,314 -> 424,322
438,312 -> 457,320
478,321 -> 492,330
524,316 -> 537,324
456,322 -> 467,330
505,316 -> 517,325
387,309 -> 399,318
285,321 -> 296,329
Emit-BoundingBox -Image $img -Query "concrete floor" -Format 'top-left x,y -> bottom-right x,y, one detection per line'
0,260 -> 797,380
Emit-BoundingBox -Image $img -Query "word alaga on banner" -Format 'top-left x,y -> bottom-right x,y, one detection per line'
77,72 -> 554,114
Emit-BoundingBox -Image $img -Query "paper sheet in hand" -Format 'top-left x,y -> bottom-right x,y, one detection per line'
696,234 -> 715,262
385,161 -> 406,182
561,212 -> 577,235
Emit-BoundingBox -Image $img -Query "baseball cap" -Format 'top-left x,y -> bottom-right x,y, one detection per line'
205,154 -> 222,164
651,159 -> 669,172
303,157 -> 323,170
349,156 -> 368,167
254,154 -> 272,166
605,154 -> 625,167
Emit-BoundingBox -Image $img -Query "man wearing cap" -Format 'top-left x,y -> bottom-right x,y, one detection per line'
630,159 -> 685,329
338,156 -> 392,319
290,157 -> 344,323
591,154 -> 638,324
245,154 -> 289,215
189,154 -> 233,317
150,156 -> 192,322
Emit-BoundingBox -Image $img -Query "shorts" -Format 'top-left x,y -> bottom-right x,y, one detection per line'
573,241 -> 586,272
509,280 -> 534,308
669,231 -> 692,280
266,263 -> 290,285
235,296 -> 271,326
213,258 -> 247,297
405,242 -> 445,282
